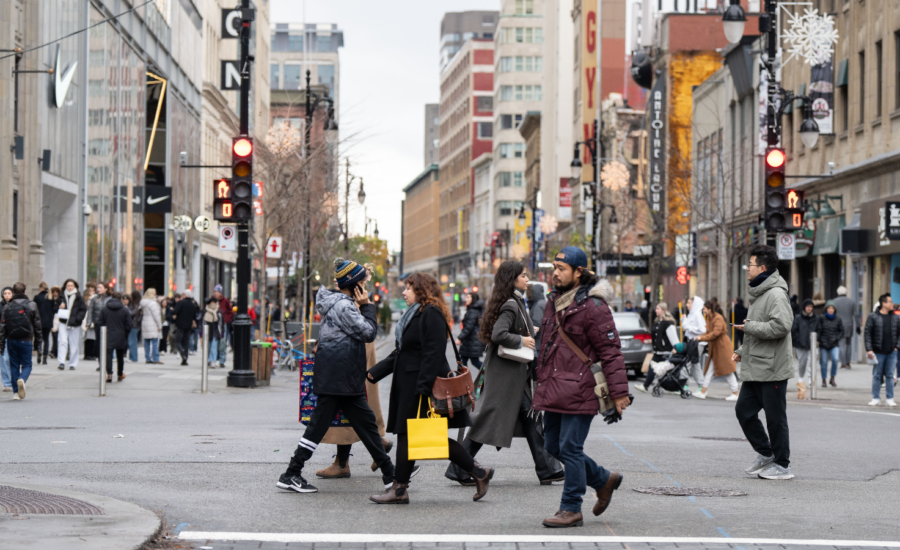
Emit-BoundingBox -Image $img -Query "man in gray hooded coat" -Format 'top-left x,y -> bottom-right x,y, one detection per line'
732,245 -> 794,481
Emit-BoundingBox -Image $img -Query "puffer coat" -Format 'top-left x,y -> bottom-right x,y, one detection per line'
734,270 -> 794,382
816,314 -> 844,350
458,300 -> 486,358
140,298 -> 162,339
864,310 -> 900,354
311,286 -> 378,396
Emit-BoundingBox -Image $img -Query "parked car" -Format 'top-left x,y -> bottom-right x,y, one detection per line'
612,312 -> 652,376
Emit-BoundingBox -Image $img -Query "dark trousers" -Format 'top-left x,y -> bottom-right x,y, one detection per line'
446,392 -> 563,482
83,339 -> 95,359
543,411 -> 610,513
160,326 -> 169,352
735,380 -> 790,468
396,434 -> 474,484
40,327 -> 51,358
175,327 -> 192,361
285,394 -> 393,479
461,356 -> 483,369
106,347 -> 126,376
51,330 -> 58,357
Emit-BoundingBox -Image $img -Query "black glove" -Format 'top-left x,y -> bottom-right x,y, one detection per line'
601,394 -> 635,425
856,326 -> 861,335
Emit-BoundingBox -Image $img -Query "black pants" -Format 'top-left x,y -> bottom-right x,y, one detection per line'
175,328 -> 192,361
285,394 -> 393,478
446,392 -> 563,482
106,347 -> 126,376
51,330 -> 58,357
396,434 -> 475,484
336,444 -> 352,465
735,380 -> 790,468
39,327 -> 51,358
160,326 -> 169,352
83,339 -> 95,360
461,356 -> 483,369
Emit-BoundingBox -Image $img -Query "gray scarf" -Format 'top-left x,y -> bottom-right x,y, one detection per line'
395,303 -> 420,350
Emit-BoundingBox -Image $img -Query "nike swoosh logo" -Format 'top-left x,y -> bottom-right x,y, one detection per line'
54,45 -> 77,109
147,196 -> 169,205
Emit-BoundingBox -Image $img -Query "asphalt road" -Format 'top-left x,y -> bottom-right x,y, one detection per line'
2,334 -> 898,545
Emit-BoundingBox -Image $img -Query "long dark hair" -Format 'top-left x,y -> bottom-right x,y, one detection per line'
704,297 -> 724,317
479,260 -> 525,344
404,273 -> 452,327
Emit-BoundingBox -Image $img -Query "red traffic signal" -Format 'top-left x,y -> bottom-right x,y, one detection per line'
233,138 -> 252,157
472,286 -> 479,293
765,148 -> 785,169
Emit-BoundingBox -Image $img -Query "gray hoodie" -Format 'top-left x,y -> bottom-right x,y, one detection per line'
311,286 -> 378,396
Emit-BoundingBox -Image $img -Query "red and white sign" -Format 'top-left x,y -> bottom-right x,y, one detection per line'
559,178 -> 572,221
266,236 -> 283,259
676,266 -> 689,285
777,233 -> 796,260
219,226 -> 235,252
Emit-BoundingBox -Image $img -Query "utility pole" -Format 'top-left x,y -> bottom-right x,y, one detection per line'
227,0 -> 256,388
344,158 -> 351,253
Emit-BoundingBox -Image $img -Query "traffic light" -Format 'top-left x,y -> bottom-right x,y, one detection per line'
231,137 -> 254,220
784,189 -> 806,230
213,178 -> 233,221
764,147 -> 786,231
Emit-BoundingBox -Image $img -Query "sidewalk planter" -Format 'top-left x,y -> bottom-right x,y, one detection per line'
251,342 -> 272,386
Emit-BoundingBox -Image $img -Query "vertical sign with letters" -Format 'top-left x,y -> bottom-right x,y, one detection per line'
647,72 -> 666,229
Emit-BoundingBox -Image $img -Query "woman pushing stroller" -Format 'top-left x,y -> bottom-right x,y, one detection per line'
634,302 -> 680,394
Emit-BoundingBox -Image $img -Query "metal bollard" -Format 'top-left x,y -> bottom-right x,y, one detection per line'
99,326 -> 107,397
809,332 -> 817,400
201,324 -> 209,393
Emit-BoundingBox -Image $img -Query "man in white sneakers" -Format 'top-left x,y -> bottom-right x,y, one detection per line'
863,294 -> 898,407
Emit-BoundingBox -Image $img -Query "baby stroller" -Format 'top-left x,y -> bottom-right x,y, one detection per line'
650,342 -> 693,399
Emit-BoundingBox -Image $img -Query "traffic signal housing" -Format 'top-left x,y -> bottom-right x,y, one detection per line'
784,188 -> 806,230
764,147 -> 786,231
231,137 -> 254,220
213,178 -> 233,221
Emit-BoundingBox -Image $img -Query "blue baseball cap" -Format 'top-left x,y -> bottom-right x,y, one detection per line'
555,246 -> 588,269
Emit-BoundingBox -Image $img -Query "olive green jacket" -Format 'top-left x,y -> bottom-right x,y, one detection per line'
735,270 -> 794,382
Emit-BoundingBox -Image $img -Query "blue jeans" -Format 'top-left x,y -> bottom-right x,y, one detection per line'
190,328 -> 199,352
143,338 -> 159,363
819,346 -> 839,380
7,340 -> 33,389
1,349 -> 10,388
217,337 -> 227,364
873,351 -> 897,400
127,328 -> 139,362
208,337 -> 226,364
543,412 -> 610,513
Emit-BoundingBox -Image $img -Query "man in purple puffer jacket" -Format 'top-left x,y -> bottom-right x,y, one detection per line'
533,246 -> 630,528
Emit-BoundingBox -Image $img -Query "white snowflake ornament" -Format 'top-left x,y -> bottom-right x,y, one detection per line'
600,161 -> 630,191
782,8 -> 839,65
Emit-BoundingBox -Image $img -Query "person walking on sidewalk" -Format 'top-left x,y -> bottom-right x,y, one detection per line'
277,258 -> 395,495
533,247 -> 630,528
683,295 -> 707,392
368,272 -> 490,504
127,291 -> 143,363
528,284 -> 547,353
446,262 -> 563,487
213,285 -> 233,350
49,285 -> 61,359
634,302 -> 679,393
0,282 -> 42,400
695,298 -> 739,401
817,301 -> 844,388
203,298 -> 225,369
0,287 -> 13,392
57,279 -> 87,371
33,282 -> 54,365
96,292 -> 133,383
172,290 -> 197,366
455,291 -> 486,369
85,282 -> 111,362
732,245 -> 795,481
832,286 -> 856,370
863,294 -> 899,407
791,299 -> 818,399
140,289 -> 162,364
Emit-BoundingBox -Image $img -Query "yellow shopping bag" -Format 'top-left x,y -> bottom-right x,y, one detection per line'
407,396 -> 449,460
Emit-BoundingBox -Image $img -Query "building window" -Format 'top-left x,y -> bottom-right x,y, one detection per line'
477,122 -> 493,139
270,64 -> 280,90
318,64 -> 335,96
499,143 -> 513,158
499,57 -> 514,72
497,114 -> 523,130
497,172 -> 512,187
513,172 -> 523,186
476,96 -> 493,112
500,85 -> 513,101
498,201 -> 513,216
514,85 -> 541,101
876,41 -> 883,118
514,143 -> 524,158
535,28 -> 543,43
859,50 -> 865,124
317,35 -> 331,52
284,65 -> 301,90
288,34 -> 304,51
515,0 -> 534,15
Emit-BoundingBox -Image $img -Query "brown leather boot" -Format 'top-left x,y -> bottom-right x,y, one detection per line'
542,510 -> 584,528
469,463 -> 493,501
796,381 -> 806,400
371,438 -> 394,471
316,457 -> 350,479
829,376 -> 837,387
369,481 -> 409,504
593,471 -> 623,516
118,373 -> 126,382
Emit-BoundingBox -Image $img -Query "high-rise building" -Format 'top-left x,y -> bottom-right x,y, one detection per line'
424,104 -> 440,167
270,23 -> 344,121
401,165 -> 440,277
440,11 -> 499,70
437,38 -> 494,284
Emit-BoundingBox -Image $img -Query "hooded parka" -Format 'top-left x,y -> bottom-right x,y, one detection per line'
311,286 -> 378,396
458,299 -> 486,358
734,270 -> 794,382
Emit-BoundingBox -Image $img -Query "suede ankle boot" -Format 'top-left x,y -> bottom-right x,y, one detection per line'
370,481 -> 409,504
316,457 -> 350,479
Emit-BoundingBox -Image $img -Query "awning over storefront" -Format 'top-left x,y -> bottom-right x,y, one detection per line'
812,216 -> 845,255
794,227 -> 815,257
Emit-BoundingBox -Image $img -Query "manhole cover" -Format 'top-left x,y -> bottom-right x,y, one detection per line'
0,486 -> 105,515
633,487 -> 747,497
691,436 -> 748,442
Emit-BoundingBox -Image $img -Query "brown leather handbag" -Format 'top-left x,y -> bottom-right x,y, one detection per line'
426,316 -> 475,418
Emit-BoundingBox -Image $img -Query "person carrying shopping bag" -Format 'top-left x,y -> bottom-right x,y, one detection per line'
695,298 -> 739,400
368,272 -> 491,504
445,261 -> 563,487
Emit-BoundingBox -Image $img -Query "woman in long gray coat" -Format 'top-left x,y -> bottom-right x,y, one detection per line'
445,261 -> 564,486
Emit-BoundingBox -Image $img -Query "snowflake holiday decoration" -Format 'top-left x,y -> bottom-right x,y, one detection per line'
600,161 -> 630,191
781,8 -> 839,65
539,214 -> 558,236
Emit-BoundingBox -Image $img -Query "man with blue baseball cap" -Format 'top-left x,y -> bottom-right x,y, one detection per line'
532,246 -> 630,527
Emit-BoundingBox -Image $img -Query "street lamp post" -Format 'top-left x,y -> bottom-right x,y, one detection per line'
518,196 -> 538,272
570,121 -> 601,268
302,69 -> 338,325
343,161 -> 365,253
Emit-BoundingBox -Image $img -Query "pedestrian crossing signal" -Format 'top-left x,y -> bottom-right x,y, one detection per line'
213,179 -> 234,221
784,189 -> 805,230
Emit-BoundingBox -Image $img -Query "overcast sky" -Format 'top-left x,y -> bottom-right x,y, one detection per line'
270,0 -> 498,252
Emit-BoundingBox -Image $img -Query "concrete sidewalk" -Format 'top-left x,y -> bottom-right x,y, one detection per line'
0,482 -> 160,550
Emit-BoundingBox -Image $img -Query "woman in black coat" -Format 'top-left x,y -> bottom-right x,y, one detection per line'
96,293 -> 133,382
455,292 -> 486,368
368,272 -> 492,505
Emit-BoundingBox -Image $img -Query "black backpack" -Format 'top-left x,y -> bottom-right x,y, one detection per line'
3,302 -> 32,340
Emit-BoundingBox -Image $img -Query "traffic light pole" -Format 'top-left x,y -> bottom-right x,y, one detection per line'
228,0 -> 256,388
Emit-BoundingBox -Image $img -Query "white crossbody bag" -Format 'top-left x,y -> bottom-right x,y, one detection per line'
497,300 -> 534,363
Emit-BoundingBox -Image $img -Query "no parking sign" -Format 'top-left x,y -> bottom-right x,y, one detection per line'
777,233 -> 795,260
219,226 -> 236,251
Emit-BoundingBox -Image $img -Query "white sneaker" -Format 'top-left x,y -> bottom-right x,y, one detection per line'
695,389 -> 707,399
868,399 -> 880,407
726,393 -> 739,402
886,399 -> 897,407
633,383 -> 648,394
17,379 -> 25,400
12,395 -> 20,400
